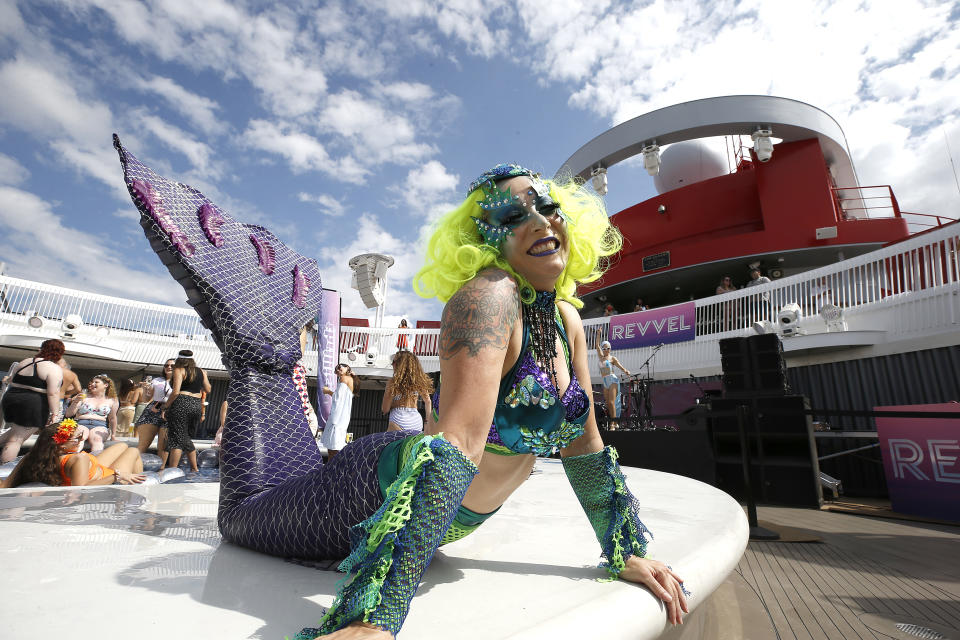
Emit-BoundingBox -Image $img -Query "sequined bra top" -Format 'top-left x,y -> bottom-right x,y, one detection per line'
434,309 -> 590,457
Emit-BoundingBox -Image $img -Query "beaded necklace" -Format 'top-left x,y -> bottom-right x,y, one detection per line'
523,290 -> 559,391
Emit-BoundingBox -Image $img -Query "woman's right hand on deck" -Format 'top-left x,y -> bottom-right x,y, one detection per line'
116,471 -> 146,485
619,556 -> 689,625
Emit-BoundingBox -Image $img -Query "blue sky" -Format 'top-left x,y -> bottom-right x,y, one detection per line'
1,0 -> 958,324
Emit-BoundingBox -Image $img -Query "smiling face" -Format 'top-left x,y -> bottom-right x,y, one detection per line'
88,377 -> 106,395
490,175 -> 569,291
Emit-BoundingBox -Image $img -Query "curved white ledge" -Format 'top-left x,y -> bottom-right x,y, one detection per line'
0,461 -> 747,639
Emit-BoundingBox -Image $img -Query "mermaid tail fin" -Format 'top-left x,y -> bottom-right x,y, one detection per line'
112,134 -> 319,372
113,135 -> 324,493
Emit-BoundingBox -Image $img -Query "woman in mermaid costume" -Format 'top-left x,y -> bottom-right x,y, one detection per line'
112,138 -> 688,638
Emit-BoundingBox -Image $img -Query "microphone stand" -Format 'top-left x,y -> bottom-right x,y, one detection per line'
689,373 -> 709,406
632,343 -> 664,429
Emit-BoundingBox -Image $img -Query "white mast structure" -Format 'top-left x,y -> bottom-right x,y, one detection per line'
348,253 -> 395,366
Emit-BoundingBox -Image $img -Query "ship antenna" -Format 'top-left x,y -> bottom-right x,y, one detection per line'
944,127 -> 960,200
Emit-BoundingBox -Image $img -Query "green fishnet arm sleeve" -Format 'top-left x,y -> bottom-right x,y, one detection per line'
562,446 -> 652,579
293,435 -> 477,639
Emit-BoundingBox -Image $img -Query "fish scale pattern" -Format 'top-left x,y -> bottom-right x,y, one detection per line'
112,135 -> 401,560
220,423 -> 410,558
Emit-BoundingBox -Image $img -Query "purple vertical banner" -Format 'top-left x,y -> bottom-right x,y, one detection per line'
608,301 -> 696,349
316,288 -> 341,429
876,403 -> 960,521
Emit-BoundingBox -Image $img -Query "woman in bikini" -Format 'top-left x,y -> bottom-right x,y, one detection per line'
65,374 -> 119,455
1,419 -> 145,488
117,378 -> 142,438
381,350 -> 433,432
597,340 -> 630,429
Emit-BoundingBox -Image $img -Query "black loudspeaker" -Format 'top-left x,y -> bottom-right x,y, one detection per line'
604,425 -> 716,486
719,334 -> 788,397
709,395 -> 822,507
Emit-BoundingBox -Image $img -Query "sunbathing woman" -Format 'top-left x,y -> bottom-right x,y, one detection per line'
113,139 -> 687,639
1,419 -> 145,488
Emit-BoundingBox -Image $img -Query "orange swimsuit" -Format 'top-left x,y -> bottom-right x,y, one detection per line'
59,452 -> 114,486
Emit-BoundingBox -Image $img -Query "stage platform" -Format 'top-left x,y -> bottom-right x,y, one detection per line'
0,460 -> 747,639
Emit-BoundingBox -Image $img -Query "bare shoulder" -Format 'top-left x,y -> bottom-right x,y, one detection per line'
65,452 -> 88,471
440,268 -> 519,360
557,300 -> 584,336
461,267 -> 518,296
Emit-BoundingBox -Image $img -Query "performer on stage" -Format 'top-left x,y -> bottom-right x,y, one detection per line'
597,340 -> 630,429
113,140 -> 687,639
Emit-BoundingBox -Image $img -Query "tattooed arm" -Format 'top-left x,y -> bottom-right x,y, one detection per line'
434,268 -> 521,464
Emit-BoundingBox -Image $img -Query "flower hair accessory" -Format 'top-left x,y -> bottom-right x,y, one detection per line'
53,418 -> 79,445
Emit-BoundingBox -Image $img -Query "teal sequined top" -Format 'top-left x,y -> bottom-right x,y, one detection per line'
434,310 -> 591,457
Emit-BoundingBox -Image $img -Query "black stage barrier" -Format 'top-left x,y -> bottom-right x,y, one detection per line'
601,405 -> 716,486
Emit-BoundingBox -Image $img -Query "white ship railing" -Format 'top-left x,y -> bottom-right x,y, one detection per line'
0,275 -> 321,372
581,222 -> 959,378
2,223 -> 957,377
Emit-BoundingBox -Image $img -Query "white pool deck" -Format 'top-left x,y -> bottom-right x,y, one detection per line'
0,460 -> 747,639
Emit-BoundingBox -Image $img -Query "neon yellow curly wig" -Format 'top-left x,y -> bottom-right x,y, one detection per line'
414,175 -> 622,309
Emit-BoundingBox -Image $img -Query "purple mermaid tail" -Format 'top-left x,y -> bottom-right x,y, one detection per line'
113,135 -> 382,556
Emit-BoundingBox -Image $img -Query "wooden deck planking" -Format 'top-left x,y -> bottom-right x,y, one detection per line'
767,544 -> 841,640
729,506 -> 960,640
781,543 -> 871,640
742,544 -> 811,639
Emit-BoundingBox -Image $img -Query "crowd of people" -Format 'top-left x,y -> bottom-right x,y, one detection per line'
600,268 -> 776,317
0,340 -> 215,483
0,333 -> 440,481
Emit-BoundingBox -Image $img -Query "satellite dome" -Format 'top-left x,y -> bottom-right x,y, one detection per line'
652,140 -> 728,194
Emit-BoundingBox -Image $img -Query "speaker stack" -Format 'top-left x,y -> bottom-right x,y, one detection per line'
719,333 -> 788,397
711,334 -> 823,507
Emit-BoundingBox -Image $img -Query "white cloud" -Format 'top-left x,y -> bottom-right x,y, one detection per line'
132,75 -> 227,136
0,153 -> 30,186
0,54 -> 129,198
318,90 -> 438,166
136,112 -> 220,178
70,0 -> 328,118
0,55 -> 113,148
390,160 -> 460,219
50,141 -> 129,201
240,119 -> 369,183
0,1 -> 27,42
512,0 -> 960,218
298,192 -> 347,216
0,185 -> 186,305
381,81 -> 435,103
112,206 -> 139,221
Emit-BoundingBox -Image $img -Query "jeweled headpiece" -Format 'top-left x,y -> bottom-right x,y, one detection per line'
472,179 -> 519,250
466,163 -> 537,197
53,418 -> 79,445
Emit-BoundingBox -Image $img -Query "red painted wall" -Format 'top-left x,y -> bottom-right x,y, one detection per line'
583,138 -> 909,294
